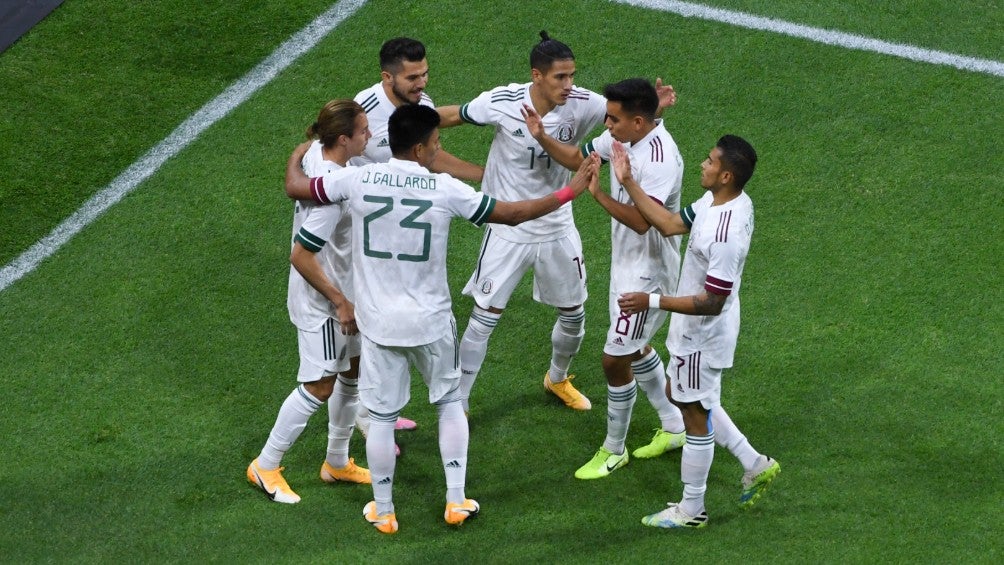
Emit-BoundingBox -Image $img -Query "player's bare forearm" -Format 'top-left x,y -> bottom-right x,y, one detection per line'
285,141 -> 312,200
618,291 -> 725,316
521,103 -> 583,170
430,149 -> 484,182
592,189 -> 651,234
291,244 -> 357,334
436,105 -> 464,128
490,155 -> 597,224
621,178 -> 687,237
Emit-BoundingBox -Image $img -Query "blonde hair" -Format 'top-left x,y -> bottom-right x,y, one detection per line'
305,100 -> 365,148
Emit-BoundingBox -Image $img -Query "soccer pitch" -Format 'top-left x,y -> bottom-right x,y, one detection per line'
1,0 -> 1001,561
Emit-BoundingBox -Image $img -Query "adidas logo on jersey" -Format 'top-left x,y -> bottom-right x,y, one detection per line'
377,138 -> 389,147
512,128 -> 525,138
613,337 -> 625,346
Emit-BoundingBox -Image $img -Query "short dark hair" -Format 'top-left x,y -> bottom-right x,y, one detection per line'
389,104 -> 440,156
716,135 -> 758,190
379,37 -> 426,73
602,78 -> 658,121
530,30 -> 574,72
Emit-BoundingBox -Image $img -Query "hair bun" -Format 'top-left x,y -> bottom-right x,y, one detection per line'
539,30 -> 550,41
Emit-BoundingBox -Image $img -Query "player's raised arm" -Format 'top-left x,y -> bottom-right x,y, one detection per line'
522,103 -> 585,170
436,105 -> 464,128
654,77 -> 677,117
430,148 -> 484,182
612,141 -> 688,237
489,153 -> 598,225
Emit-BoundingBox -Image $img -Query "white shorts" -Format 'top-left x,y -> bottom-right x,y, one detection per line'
666,351 -> 722,410
295,318 -> 360,382
463,227 -> 587,309
357,327 -> 462,416
603,289 -> 668,356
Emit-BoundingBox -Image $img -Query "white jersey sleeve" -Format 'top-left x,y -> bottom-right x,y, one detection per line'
460,83 -> 606,242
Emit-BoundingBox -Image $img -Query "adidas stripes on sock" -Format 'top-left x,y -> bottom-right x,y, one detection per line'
632,349 -> 685,433
602,381 -> 637,455
258,384 -> 323,470
549,305 -> 585,382
326,374 -> 359,469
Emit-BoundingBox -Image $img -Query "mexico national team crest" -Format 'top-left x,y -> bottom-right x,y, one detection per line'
479,279 -> 494,295
556,123 -> 573,143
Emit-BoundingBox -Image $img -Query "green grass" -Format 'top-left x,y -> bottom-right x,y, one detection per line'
1,0 -> 1002,562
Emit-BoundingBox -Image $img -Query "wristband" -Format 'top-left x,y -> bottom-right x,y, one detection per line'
649,293 -> 661,310
553,186 -> 575,204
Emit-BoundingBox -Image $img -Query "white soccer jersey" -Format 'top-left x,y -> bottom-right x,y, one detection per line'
310,158 -> 496,346
350,82 -> 435,166
459,82 -> 607,242
583,122 -> 684,294
287,141 -> 353,331
667,190 -> 754,368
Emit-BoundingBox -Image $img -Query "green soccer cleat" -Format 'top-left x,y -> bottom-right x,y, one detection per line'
574,446 -> 628,479
632,429 -> 686,459
740,455 -> 780,508
642,503 -> 708,529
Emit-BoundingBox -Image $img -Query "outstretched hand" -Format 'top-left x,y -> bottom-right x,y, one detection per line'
610,141 -> 634,186
568,152 -> 601,197
655,77 -> 677,110
520,103 -> 545,140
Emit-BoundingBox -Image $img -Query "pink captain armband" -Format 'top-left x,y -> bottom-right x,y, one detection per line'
553,186 -> 575,204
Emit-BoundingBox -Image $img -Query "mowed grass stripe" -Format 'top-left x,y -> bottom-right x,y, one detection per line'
613,0 -> 1004,77
0,0 -> 369,293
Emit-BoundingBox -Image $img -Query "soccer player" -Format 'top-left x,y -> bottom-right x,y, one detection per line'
351,36 -> 483,181
615,135 -> 781,529
522,78 -> 688,479
437,31 -> 678,414
350,37 -> 483,436
247,100 -> 373,504
284,104 -> 600,533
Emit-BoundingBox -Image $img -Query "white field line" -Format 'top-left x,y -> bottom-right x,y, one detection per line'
613,0 -> 1004,78
0,0 -> 368,292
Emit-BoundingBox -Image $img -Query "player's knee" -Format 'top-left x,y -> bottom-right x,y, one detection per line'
464,307 -> 501,342
304,376 -> 335,402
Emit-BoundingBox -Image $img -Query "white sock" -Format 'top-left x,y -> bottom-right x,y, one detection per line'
326,375 -> 359,469
632,349 -> 685,433
459,307 -> 500,411
679,429 -> 715,517
712,404 -> 761,471
602,381 -> 637,455
437,400 -> 469,504
366,411 -> 398,515
258,384 -> 322,470
549,306 -> 585,382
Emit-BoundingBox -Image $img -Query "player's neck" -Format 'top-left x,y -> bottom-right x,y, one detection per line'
710,186 -> 743,206
322,145 -> 349,167
528,85 -> 557,117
